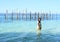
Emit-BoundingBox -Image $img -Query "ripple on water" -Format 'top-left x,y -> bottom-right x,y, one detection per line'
0,32 -> 60,42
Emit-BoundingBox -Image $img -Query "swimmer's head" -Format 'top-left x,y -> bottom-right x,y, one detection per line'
38,18 -> 41,21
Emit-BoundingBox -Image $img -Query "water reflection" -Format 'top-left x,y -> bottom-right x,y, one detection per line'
35,33 -> 41,42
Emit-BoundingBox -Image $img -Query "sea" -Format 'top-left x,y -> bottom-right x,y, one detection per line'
0,13 -> 60,42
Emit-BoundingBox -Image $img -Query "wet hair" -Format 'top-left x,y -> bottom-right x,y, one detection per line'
39,18 -> 41,20
38,18 -> 41,23
39,21 -> 40,23
38,18 -> 41,22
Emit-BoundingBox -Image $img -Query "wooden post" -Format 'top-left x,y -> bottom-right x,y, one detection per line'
46,13 -> 48,20
5,14 -> 7,20
50,14 -> 52,20
56,14 -> 57,20
12,12 -> 13,20
26,13 -> 27,20
16,9 -> 19,20
30,11 -> 31,21
41,14 -> 44,20
17,13 -> 18,20
52,14 -> 53,20
26,9 -> 27,20
38,12 -> 39,19
42,13 -> 45,20
21,13 -> 23,20
22,14 -> 24,20
19,12 -> 20,20
5,10 -> 8,21
35,12 -> 36,20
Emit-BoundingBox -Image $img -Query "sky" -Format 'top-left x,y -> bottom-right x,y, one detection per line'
0,0 -> 60,13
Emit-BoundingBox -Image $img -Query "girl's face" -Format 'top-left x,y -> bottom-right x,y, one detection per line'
38,18 -> 41,21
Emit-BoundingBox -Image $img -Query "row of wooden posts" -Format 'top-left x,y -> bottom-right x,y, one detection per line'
4,13 -> 57,21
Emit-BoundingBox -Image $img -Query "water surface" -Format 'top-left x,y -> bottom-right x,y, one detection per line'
0,20 -> 60,42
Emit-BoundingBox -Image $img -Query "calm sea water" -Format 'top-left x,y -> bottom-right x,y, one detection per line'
0,13 -> 60,42
0,20 -> 60,42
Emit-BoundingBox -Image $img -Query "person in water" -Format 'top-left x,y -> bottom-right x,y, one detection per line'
37,17 -> 41,34
37,18 -> 41,30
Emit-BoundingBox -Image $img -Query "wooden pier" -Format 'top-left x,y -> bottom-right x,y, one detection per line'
0,11 -> 59,21
3,13 -> 59,21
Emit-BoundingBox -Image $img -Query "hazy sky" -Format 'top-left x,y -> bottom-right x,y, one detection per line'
0,0 -> 60,13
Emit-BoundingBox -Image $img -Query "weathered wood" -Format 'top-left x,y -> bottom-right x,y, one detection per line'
46,14 -> 48,20
17,13 -> 19,20
3,12 -> 59,21
5,10 -> 8,21
35,12 -> 36,20
26,14 -> 27,20
38,13 -> 39,19
11,13 -> 13,20
22,13 -> 23,20
30,12 -> 31,21
5,14 -> 7,20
